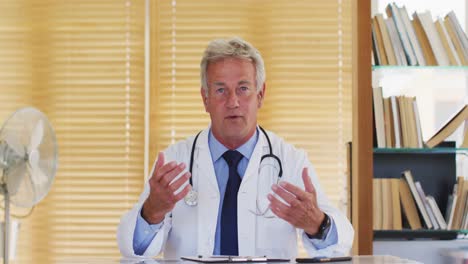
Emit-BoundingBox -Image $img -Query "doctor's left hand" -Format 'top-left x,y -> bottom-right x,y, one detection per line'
267,168 -> 326,236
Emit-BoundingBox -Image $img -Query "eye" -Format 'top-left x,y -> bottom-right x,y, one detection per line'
239,86 -> 250,92
215,87 -> 225,94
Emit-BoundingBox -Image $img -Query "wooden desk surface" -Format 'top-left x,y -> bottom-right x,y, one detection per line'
55,255 -> 422,264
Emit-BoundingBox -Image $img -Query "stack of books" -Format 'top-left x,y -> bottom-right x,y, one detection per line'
372,3 -> 468,66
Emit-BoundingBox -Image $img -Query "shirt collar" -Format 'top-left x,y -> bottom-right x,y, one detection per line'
208,127 -> 259,162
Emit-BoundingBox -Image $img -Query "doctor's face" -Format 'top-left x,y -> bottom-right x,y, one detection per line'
202,57 -> 265,148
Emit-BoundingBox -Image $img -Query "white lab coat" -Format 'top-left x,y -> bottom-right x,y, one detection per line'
117,127 -> 354,259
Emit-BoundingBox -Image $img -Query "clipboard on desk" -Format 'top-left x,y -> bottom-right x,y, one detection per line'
295,256 -> 352,263
181,256 -> 290,263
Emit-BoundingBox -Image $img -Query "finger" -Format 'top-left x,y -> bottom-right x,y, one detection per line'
278,181 -> 309,201
158,161 -> 179,177
168,172 -> 191,193
160,163 -> 187,186
267,193 -> 291,212
302,168 -> 316,195
268,196 -> 294,223
269,204 -> 290,222
271,184 -> 297,206
151,152 -> 165,181
156,152 -> 165,170
173,184 -> 192,202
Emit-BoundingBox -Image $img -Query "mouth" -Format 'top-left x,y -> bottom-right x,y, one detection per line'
226,115 -> 242,120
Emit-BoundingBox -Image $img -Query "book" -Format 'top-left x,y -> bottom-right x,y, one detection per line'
398,96 -> 409,147
399,178 -> 422,230
382,178 -> 393,230
412,99 -> 424,148
386,3 -> 417,66
372,22 -> 383,66
413,13 -> 437,65
398,5 -> 425,66
415,11 -> 450,66
460,193 -> 468,230
460,121 -> 468,148
373,179 -> 383,230
415,181 -> 439,229
383,98 -> 394,147
372,17 -> 388,65
447,194 -> 458,230
386,16 -> 407,65
444,17 -> 468,65
390,96 -> 402,148
402,170 -> 433,229
425,104 -> 468,148
390,178 -> 402,230
445,11 -> 468,62
375,14 -> 396,65
434,18 -> 461,66
373,87 -> 386,148
427,195 -> 447,230
452,177 -> 467,229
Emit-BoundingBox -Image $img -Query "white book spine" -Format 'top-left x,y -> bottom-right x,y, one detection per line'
427,195 -> 448,230
438,18 -> 462,66
447,195 -> 458,230
388,3 -> 417,66
415,181 -> 439,229
386,17 -> 407,66
390,96 -> 401,148
403,171 -> 433,229
447,11 -> 468,59
373,87 -> 386,148
412,99 -> 424,148
399,6 -> 425,66
418,11 -> 450,66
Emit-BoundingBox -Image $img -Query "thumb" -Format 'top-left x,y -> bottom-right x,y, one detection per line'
302,168 -> 315,194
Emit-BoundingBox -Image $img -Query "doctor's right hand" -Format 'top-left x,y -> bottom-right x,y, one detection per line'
142,152 -> 192,224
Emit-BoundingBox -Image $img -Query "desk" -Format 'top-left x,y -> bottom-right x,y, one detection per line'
55,256 -> 422,264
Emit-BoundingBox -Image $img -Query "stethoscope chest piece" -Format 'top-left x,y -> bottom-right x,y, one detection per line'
184,189 -> 198,206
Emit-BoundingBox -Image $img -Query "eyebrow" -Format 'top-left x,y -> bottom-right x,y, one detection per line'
212,80 -> 252,86
238,80 -> 252,86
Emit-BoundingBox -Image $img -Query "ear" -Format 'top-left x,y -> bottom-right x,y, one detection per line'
200,87 -> 209,112
257,83 -> 266,108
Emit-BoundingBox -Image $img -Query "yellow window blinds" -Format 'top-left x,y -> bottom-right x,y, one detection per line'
0,0 -> 145,263
0,0 -> 351,262
150,0 -> 352,207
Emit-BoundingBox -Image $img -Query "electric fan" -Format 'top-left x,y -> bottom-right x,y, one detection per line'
0,107 -> 58,264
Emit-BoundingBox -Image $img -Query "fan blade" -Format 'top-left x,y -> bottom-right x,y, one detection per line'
29,119 -> 44,152
27,149 -> 48,186
5,162 -> 27,196
4,132 -> 25,157
27,162 -> 48,186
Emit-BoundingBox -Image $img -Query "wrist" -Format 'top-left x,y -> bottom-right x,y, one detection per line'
142,200 -> 165,224
306,213 -> 331,240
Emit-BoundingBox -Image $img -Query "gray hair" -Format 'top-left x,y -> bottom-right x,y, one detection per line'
200,37 -> 265,95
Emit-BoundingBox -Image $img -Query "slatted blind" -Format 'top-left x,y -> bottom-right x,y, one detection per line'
0,1 -> 145,263
150,0 -> 352,208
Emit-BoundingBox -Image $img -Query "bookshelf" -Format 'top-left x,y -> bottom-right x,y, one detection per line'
370,1 -> 467,263
351,0 -> 468,256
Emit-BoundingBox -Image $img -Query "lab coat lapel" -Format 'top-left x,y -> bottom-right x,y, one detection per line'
194,128 -> 220,255
237,129 -> 269,255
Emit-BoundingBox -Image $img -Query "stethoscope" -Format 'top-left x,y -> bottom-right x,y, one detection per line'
183,126 -> 283,206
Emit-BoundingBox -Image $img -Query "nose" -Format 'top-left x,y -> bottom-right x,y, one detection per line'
225,90 -> 239,108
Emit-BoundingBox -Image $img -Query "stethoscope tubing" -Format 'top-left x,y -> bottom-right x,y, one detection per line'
188,126 -> 283,187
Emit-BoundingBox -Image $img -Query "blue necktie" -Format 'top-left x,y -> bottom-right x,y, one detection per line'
221,150 -> 243,256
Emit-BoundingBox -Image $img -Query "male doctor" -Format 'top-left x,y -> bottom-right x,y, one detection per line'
117,37 -> 354,259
